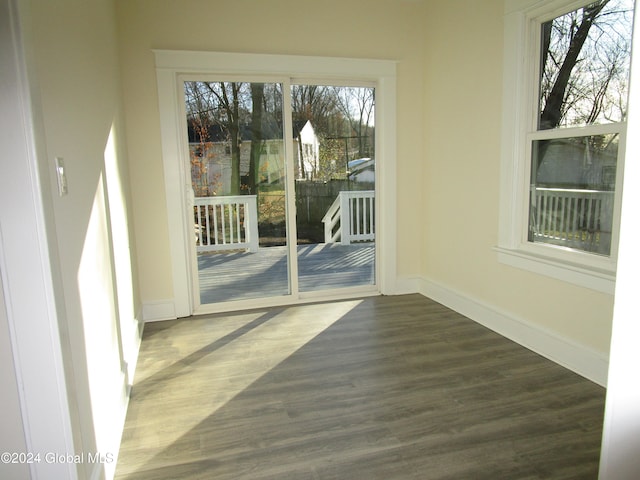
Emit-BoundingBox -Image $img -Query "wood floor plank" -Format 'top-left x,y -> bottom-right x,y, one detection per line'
115,295 -> 605,479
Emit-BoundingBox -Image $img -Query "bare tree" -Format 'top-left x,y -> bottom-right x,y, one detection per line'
291,85 -> 375,180
539,0 -> 633,129
248,83 -> 265,194
184,81 -> 251,195
186,81 -> 377,186
184,82 -> 220,196
291,85 -> 341,136
291,85 -> 344,179
207,82 -> 243,194
333,87 -> 375,158
535,0 -> 633,174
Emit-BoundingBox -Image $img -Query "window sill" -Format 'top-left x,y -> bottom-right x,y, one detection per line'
493,246 -> 616,294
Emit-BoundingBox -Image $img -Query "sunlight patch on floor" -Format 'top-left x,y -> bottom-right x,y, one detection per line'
129,300 -> 362,453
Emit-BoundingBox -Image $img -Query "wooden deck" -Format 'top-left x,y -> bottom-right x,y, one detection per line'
198,243 -> 375,304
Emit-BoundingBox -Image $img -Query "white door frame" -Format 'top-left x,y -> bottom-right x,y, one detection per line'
155,50 -> 397,317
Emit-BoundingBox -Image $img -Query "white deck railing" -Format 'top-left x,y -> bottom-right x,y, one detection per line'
322,190 -> 375,245
194,195 -> 259,253
530,187 -> 614,254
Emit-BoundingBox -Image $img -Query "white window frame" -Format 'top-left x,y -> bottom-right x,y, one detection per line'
496,0 -> 631,294
154,50 -> 397,317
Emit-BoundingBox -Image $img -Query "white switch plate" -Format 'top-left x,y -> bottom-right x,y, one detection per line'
55,156 -> 68,196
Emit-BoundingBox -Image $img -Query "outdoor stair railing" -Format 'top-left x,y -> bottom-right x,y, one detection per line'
529,187 -> 614,255
194,195 -> 259,253
322,190 -> 375,244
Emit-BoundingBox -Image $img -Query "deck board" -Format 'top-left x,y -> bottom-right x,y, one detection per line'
198,243 -> 375,304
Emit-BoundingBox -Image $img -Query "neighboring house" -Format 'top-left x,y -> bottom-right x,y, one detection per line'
189,120 -> 322,194
535,139 -> 618,189
298,120 -> 320,179
347,157 -> 375,183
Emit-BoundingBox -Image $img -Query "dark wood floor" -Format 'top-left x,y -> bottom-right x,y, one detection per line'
115,295 -> 605,479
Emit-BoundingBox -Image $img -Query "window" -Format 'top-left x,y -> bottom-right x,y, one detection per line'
498,0 -> 635,293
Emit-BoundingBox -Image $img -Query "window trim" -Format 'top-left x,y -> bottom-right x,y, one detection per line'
497,0 -> 630,294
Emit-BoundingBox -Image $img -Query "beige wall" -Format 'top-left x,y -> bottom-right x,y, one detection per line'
117,0 -> 613,355
23,0 -> 141,476
421,0 -> 614,355
115,0 -> 427,302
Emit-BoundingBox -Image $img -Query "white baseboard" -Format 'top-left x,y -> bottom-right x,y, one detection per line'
125,307 -> 145,384
139,284 -> 609,386
416,277 -> 609,387
142,300 -> 177,322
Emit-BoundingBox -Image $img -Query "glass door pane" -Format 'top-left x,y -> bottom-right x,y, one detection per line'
291,84 -> 376,292
184,81 -> 290,304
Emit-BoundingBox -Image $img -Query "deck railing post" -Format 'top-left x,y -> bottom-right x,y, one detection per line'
340,192 -> 351,245
324,216 -> 333,243
322,194 -> 343,243
246,196 -> 259,252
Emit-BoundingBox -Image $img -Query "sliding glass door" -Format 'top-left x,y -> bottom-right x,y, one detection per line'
185,80 -> 290,304
292,84 -> 376,293
182,79 -> 376,307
